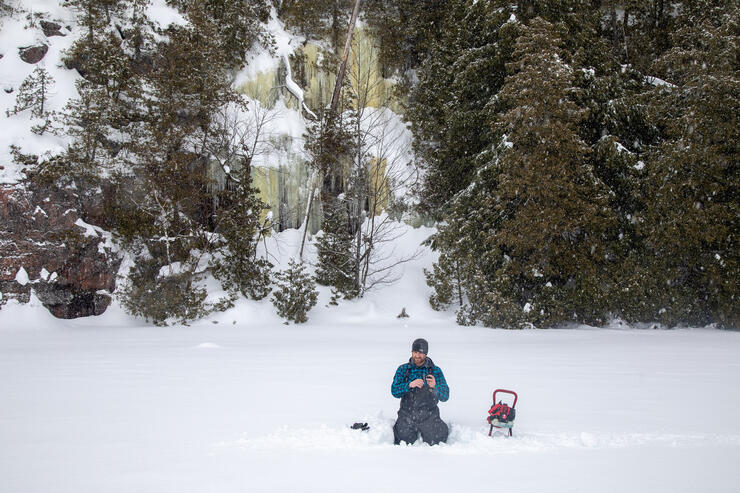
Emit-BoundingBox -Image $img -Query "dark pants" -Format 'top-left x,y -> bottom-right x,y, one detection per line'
393,413 -> 449,445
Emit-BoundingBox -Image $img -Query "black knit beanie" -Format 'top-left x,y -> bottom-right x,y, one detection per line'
412,338 -> 428,355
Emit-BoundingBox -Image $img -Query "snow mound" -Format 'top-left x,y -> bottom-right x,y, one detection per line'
14,267 -> 29,286
193,342 -> 222,349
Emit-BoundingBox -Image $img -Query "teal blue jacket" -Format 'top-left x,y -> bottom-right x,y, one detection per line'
391,357 -> 450,402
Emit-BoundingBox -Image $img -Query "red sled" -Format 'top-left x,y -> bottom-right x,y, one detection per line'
487,389 -> 517,437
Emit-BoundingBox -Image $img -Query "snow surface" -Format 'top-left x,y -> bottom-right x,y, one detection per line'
145,0 -> 187,29
1,224 -> 739,493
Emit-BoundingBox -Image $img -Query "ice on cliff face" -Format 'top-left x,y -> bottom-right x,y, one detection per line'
229,27 -> 407,234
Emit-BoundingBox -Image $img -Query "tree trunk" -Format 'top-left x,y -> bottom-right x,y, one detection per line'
302,0 -> 362,263
299,171 -> 317,260
329,0 -> 362,115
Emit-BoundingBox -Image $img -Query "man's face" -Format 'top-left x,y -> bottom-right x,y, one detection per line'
412,350 -> 426,366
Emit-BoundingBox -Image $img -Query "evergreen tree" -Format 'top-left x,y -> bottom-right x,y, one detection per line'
1,0 -> 13,16
116,0 -> 273,322
408,0 -> 615,217
7,66 -> 55,134
63,0 -> 136,94
7,66 -> 54,118
364,0 -> 452,73
304,108 -> 359,298
635,1 -> 739,327
66,0 -> 126,41
271,259 -> 319,324
58,79 -> 125,183
280,0 -> 352,50
407,0 -> 518,217
167,0 -> 270,67
618,0 -> 677,71
212,166 -> 273,300
314,196 -> 358,300
309,32 -> 419,301
304,109 -> 354,201
409,1 -> 735,328
53,0 -> 271,323
427,18 -> 617,328
57,0 -> 146,182
119,3 -> 235,272
119,255 -> 213,326
424,251 -> 465,312
493,18 -> 617,326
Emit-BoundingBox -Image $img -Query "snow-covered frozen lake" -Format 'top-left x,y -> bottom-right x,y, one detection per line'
1,308 -> 739,493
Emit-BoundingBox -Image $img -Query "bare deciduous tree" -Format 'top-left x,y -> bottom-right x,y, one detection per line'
338,34 -> 421,296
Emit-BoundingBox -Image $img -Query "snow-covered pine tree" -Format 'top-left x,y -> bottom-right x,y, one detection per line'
7,66 -> 53,118
7,66 -> 55,135
167,0 -> 270,67
119,255 -> 212,326
407,0 -> 516,217
363,0 -> 452,74
56,0 -> 146,183
426,17 -> 618,328
304,107 -> 358,299
424,251 -> 465,312
617,0 -> 676,72
67,0 -> 267,323
636,0 -> 739,327
212,165 -> 273,301
314,196 -> 359,300
271,259 -> 319,324
117,2 -> 237,312
280,0 -> 353,50
489,17 -> 616,326
0,0 -> 12,16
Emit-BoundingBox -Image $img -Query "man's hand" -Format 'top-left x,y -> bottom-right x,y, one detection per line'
409,378 -> 425,389
425,374 -> 436,388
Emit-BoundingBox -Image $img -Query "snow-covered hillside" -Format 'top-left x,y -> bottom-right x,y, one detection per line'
1,0 -> 74,183
0,0 -> 190,183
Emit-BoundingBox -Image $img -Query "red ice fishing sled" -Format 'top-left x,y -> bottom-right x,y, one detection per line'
487,389 -> 517,437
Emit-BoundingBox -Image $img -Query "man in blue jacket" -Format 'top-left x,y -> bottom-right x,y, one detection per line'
391,338 -> 449,445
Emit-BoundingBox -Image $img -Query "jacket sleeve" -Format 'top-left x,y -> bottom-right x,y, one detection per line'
433,367 -> 450,402
391,364 -> 409,398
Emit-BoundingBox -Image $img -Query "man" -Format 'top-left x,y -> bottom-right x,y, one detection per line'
391,338 -> 450,445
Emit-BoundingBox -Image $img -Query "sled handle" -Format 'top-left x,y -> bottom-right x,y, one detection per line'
492,389 -> 517,408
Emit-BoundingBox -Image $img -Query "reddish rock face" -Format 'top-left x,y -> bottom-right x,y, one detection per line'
0,184 -> 121,318
40,21 -> 65,37
19,44 -> 48,64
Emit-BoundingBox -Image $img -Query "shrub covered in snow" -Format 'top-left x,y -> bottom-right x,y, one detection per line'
119,256 -> 214,326
271,259 -> 318,324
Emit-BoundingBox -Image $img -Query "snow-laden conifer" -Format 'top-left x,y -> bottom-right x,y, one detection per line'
271,259 -> 319,324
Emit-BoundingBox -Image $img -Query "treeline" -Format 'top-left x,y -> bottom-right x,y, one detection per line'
10,0 -> 287,324
9,0 -> 409,325
9,1 -> 738,328
365,0 -> 737,328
